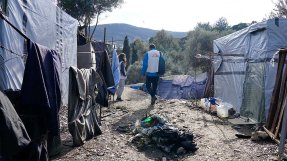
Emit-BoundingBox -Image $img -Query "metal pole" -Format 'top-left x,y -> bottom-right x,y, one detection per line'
195,55 -> 197,107
104,27 -> 106,44
112,37 -> 114,48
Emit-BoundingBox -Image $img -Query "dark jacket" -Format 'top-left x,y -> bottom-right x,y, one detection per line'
120,61 -> 126,77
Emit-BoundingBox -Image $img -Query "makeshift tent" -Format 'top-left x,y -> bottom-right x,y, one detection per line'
0,0 -> 78,105
158,73 -> 207,100
77,42 -> 96,69
212,18 -> 287,123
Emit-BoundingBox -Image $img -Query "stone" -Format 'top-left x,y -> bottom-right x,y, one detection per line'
97,152 -> 105,156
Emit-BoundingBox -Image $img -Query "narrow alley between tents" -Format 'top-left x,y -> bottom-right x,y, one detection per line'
53,87 -> 277,161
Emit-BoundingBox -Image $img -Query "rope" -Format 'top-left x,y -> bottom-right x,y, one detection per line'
0,11 -> 30,41
0,44 -> 26,58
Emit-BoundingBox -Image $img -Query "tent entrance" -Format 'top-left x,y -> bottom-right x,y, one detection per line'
241,62 -> 266,123
240,28 -> 268,123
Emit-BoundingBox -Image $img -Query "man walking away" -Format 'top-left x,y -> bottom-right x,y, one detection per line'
141,44 -> 164,105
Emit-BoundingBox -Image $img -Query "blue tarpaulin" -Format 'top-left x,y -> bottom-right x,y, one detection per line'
157,73 -> 207,100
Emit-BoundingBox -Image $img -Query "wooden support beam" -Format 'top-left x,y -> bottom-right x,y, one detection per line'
275,89 -> 287,138
264,126 -> 280,144
272,55 -> 287,132
266,52 -> 287,129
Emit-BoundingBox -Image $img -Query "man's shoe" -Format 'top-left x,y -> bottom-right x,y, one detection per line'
151,96 -> 156,105
116,97 -> 123,101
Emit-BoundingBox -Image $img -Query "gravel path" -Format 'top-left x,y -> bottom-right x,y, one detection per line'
52,87 -> 278,161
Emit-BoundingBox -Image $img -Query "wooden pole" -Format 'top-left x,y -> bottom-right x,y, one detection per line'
266,51 -> 286,129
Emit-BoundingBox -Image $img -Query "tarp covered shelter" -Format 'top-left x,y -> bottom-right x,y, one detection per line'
158,73 -> 207,100
212,18 -> 287,123
0,0 -> 78,105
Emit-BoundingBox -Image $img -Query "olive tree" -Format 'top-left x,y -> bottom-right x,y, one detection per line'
59,0 -> 123,36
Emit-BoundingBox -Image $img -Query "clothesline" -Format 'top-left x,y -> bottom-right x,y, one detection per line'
0,44 -> 71,74
0,44 -> 27,70
0,44 -> 26,58
0,11 -> 30,41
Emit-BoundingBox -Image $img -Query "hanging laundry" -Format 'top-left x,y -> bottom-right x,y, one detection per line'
68,67 -> 103,146
93,41 -> 115,107
93,42 -> 115,87
20,42 -> 62,159
0,91 -> 31,161
108,49 -> 121,95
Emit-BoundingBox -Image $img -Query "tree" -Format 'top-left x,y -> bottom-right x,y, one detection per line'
213,17 -> 229,32
271,0 -> 287,18
164,50 -> 185,75
59,0 -> 123,36
131,49 -> 138,65
123,36 -> 131,66
182,27 -> 233,74
130,39 -> 145,64
149,30 -> 180,52
195,22 -> 212,31
231,23 -> 248,31
126,61 -> 145,84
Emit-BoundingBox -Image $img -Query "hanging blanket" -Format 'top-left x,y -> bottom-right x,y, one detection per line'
68,67 -> 103,146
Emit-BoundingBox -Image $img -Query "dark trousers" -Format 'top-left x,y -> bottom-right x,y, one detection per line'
146,76 -> 159,97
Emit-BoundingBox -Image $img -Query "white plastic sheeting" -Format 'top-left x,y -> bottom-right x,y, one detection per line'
0,0 -> 78,105
213,18 -> 287,123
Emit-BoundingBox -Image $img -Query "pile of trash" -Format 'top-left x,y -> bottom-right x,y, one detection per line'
199,97 -> 236,118
130,114 -> 198,155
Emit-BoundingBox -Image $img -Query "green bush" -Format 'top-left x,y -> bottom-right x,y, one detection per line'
126,61 -> 145,84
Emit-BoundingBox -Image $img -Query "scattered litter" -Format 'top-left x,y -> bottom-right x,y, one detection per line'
130,114 -> 198,156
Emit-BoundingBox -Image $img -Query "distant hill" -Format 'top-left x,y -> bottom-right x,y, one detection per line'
90,23 -> 187,43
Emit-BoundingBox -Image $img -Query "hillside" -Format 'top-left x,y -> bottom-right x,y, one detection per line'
90,23 -> 187,43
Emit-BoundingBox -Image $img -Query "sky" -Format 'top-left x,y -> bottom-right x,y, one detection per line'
98,0 -> 276,32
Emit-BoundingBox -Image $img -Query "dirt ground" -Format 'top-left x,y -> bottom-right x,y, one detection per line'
52,87 -> 278,161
